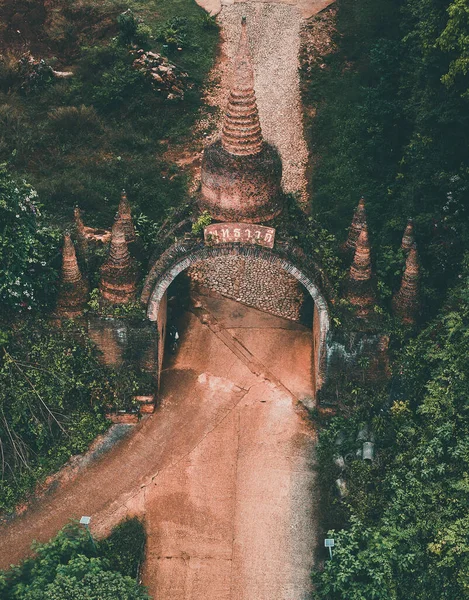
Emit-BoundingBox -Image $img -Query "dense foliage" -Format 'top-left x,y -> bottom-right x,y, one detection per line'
313,258 -> 469,598
306,1 -> 469,597
0,165 -> 60,313
304,0 -> 469,315
0,519 -> 148,599
0,322 -> 140,511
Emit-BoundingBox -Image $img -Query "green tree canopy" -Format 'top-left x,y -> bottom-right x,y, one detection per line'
313,258 -> 469,598
0,521 -> 148,600
0,164 -> 60,313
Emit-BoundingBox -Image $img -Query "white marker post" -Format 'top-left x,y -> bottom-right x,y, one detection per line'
324,538 -> 335,560
80,515 -> 97,551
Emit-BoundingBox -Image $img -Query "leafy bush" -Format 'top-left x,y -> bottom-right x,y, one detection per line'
0,321 -> 142,511
17,53 -> 55,94
200,13 -> 218,30
0,165 -> 61,313
157,16 -> 189,49
74,45 -> 148,112
0,520 -> 148,599
191,210 -> 212,235
117,9 -> 152,48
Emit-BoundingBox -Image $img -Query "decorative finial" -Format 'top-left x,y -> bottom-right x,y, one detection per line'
344,197 -> 367,254
393,243 -> 420,325
221,16 -> 263,156
401,218 -> 415,253
117,189 -> 136,243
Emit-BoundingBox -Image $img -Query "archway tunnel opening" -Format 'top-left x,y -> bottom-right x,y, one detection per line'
146,247 -> 330,403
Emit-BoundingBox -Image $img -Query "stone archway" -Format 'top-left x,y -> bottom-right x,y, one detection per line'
141,241 -> 331,397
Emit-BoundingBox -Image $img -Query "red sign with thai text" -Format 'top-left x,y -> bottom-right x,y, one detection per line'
204,223 -> 276,249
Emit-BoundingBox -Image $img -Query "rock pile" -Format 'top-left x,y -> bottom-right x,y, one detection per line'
132,50 -> 189,100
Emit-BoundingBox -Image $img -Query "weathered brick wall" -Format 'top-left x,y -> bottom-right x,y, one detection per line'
200,140 -> 283,223
187,254 -> 307,322
88,315 -> 158,375
156,291 -> 167,388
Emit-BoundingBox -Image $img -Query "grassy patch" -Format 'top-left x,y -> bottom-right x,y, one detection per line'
0,0 -> 219,228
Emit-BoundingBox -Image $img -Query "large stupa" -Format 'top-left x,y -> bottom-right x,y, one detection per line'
199,17 -> 283,223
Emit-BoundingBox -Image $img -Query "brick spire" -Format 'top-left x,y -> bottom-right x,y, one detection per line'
73,206 -> 88,258
401,218 -> 414,253
393,244 -> 420,325
74,206 -> 85,237
350,225 -> 372,282
99,217 -> 138,305
221,17 -> 263,156
56,233 -> 89,318
346,224 -> 376,318
344,197 -> 366,253
117,189 -> 136,243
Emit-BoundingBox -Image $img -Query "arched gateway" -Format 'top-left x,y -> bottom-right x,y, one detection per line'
54,17 -> 395,415
141,240 -> 331,397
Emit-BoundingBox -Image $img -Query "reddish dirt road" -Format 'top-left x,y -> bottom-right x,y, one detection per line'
0,297 -> 317,599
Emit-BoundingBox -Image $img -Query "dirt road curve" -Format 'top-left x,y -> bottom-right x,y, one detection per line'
0,297 -> 317,599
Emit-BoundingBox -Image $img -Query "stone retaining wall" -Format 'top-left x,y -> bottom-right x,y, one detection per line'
88,315 -> 157,376
188,254 -> 307,322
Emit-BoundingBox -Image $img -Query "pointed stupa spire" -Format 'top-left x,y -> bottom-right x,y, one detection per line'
56,233 -> 89,318
221,17 -> 263,156
344,197 -> 367,253
199,16 -> 283,221
393,244 -> 420,325
99,217 -> 138,305
350,225 -> 372,282
73,206 -> 88,258
346,224 -> 377,318
117,189 -> 136,243
74,206 -> 85,237
401,218 -> 414,253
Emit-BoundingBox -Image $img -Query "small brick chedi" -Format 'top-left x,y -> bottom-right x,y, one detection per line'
344,197 -> 366,254
393,244 -> 420,324
99,217 -> 138,305
200,17 -> 283,223
55,233 -> 89,318
345,224 -> 377,319
401,218 -> 414,253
